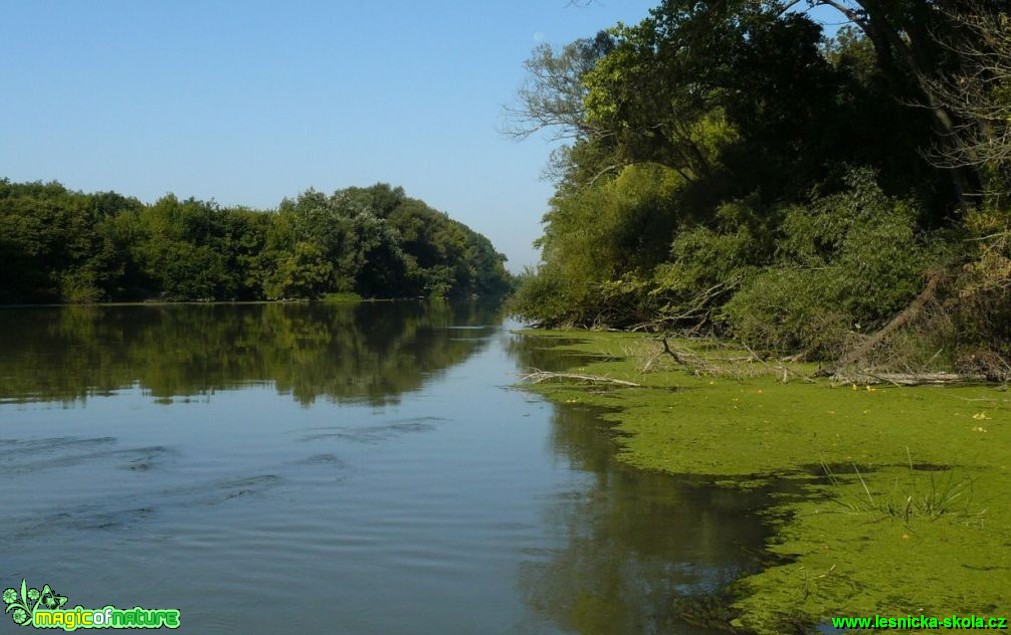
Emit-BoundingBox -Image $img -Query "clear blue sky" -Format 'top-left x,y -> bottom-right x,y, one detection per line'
0,1 -> 845,271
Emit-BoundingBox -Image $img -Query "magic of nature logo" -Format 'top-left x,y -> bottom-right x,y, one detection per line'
3,580 -> 180,630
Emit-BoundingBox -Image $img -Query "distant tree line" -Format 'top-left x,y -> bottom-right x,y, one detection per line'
0,180 -> 512,304
509,1 -> 1011,377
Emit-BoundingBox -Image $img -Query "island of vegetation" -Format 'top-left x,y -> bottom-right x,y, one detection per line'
0,181 -> 512,304
509,1 -> 1011,632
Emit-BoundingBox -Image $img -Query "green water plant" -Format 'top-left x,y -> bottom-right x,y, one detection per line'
821,455 -> 982,523
515,330 -> 1011,634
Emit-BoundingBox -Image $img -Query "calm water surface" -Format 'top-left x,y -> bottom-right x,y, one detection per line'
0,303 -> 771,633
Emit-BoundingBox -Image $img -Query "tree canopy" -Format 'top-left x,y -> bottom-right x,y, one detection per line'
0,180 -> 512,304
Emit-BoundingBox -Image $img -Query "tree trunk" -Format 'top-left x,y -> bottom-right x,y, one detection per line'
814,271 -> 944,377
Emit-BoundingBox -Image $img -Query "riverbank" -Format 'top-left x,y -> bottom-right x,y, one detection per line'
517,330 -> 1011,634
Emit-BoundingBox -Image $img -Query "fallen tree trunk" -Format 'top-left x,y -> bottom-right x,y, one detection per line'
814,271 -> 943,378
830,371 -> 987,386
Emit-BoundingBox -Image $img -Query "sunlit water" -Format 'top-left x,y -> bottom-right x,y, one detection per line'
0,303 -> 772,633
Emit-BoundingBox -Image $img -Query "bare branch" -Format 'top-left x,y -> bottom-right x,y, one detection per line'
522,368 -> 641,387
917,4 -> 1011,196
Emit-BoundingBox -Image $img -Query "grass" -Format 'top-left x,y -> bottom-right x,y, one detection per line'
820,458 -> 983,523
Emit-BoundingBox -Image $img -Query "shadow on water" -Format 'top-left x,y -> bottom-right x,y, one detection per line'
0,300 -> 501,406
505,334 -> 618,373
509,333 -> 783,635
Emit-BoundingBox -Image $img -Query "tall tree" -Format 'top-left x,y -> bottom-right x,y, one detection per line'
797,0 -> 991,202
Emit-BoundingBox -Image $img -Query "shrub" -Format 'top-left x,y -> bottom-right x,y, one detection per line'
724,169 -> 943,355
950,207 -> 1011,379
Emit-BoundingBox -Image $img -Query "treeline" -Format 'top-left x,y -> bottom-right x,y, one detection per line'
0,180 -> 512,304
510,1 -> 1011,375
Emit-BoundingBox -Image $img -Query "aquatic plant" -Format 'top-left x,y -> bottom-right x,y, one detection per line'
821,453 -> 983,523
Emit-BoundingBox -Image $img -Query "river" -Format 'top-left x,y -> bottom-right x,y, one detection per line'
0,302 -> 773,634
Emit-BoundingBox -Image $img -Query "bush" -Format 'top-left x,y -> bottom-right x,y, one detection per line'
511,163 -> 688,327
508,266 -> 576,326
950,207 -> 1011,378
724,169 -> 943,355
651,196 -> 772,328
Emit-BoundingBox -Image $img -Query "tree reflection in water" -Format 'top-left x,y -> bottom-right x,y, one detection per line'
509,334 -> 778,634
0,301 -> 501,406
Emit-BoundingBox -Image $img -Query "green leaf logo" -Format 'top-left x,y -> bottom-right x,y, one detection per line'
3,579 -> 65,627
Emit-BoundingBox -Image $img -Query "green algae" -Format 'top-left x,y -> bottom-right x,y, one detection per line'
516,330 -> 1011,634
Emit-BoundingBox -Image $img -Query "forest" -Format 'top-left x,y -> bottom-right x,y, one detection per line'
509,0 -> 1011,379
0,180 -> 512,304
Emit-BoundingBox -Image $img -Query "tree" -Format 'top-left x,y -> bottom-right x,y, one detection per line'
0,180 -> 510,304
919,4 -> 1011,198
508,0 -> 967,330
504,34 -> 615,141
269,241 -> 334,300
279,189 -> 395,293
793,0 -> 997,203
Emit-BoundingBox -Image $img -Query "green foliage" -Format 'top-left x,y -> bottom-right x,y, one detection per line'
0,179 -> 138,303
272,189 -> 403,295
0,180 -> 510,304
651,197 -> 773,326
542,163 -> 683,278
321,291 -> 363,304
509,0 -> 990,357
511,2 -> 964,342
123,195 -> 244,300
508,266 -> 571,326
267,241 -> 334,300
725,170 -> 943,354
511,163 -> 684,326
334,183 -> 513,299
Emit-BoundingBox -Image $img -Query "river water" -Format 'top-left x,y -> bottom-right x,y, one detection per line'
0,302 -> 772,633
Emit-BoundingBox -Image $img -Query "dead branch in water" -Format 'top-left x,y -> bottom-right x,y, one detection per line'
739,341 -> 817,384
639,336 -> 814,382
829,372 -> 986,386
638,335 -> 719,374
522,369 -> 642,387
642,336 -> 691,369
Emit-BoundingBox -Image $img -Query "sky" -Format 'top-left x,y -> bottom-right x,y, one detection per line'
1,1 -> 847,272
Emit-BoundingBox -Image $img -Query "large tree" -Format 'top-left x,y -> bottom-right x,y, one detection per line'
917,3 -> 1011,197
796,0 -> 1003,202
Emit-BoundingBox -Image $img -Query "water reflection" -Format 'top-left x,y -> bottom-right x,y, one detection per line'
509,334 -> 774,634
0,301 -> 500,406
0,309 -> 778,634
